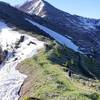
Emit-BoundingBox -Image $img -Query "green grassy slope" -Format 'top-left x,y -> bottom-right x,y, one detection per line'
17,32 -> 100,100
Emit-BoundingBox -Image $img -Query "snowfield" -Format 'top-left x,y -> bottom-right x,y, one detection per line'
26,18 -> 82,53
26,0 -> 44,15
0,21 -> 44,100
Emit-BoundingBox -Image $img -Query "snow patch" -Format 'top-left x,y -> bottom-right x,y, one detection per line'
96,20 -> 100,26
36,0 -> 44,15
0,21 -> 44,100
27,0 -> 44,15
25,18 -> 82,53
79,17 -> 96,30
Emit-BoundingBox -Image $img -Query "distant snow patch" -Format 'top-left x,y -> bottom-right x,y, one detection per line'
27,0 -> 44,15
25,18 -> 82,53
96,20 -> 100,26
79,17 -> 96,30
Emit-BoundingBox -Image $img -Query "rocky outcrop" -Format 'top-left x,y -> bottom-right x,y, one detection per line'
0,47 -> 5,64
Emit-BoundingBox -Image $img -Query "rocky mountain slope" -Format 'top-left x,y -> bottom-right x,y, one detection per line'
0,1 -> 82,53
1,1 -> 100,61
19,0 -> 100,61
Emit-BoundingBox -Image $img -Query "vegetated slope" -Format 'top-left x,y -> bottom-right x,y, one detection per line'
17,33 -> 100,100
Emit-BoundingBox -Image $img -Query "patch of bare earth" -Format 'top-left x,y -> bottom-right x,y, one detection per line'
17,63 -> 38,100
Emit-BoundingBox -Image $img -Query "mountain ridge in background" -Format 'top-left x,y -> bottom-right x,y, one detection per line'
19,0 -> 100,61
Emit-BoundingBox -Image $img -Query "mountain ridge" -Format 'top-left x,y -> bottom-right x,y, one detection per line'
1,1 -> 100,61
19,0 -> 100,61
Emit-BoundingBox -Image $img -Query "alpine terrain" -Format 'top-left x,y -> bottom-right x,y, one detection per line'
0,0 -> 100,100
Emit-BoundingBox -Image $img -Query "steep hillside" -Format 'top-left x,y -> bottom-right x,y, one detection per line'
0,1 -> 100,100
19,0 -> 100,61
17,33 -> 100,100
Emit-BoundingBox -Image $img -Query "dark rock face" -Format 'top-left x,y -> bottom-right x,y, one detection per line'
0,47 -> 4,64
19,0 -> 100,61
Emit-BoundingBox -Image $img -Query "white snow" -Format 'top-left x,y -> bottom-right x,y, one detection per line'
27,0 -> 44,15
36,0 -> 44,15
0,21 -> 44,100
96,20 -> 100,26
0,0 -> 32,7
28,0 -> 41,14
79,17 -> 96,30
26,18 -> 81,53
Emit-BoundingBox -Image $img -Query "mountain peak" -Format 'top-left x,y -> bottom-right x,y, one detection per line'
19,0 -> 45,16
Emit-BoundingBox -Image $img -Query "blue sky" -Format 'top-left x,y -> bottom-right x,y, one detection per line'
45,0 -> 100,19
